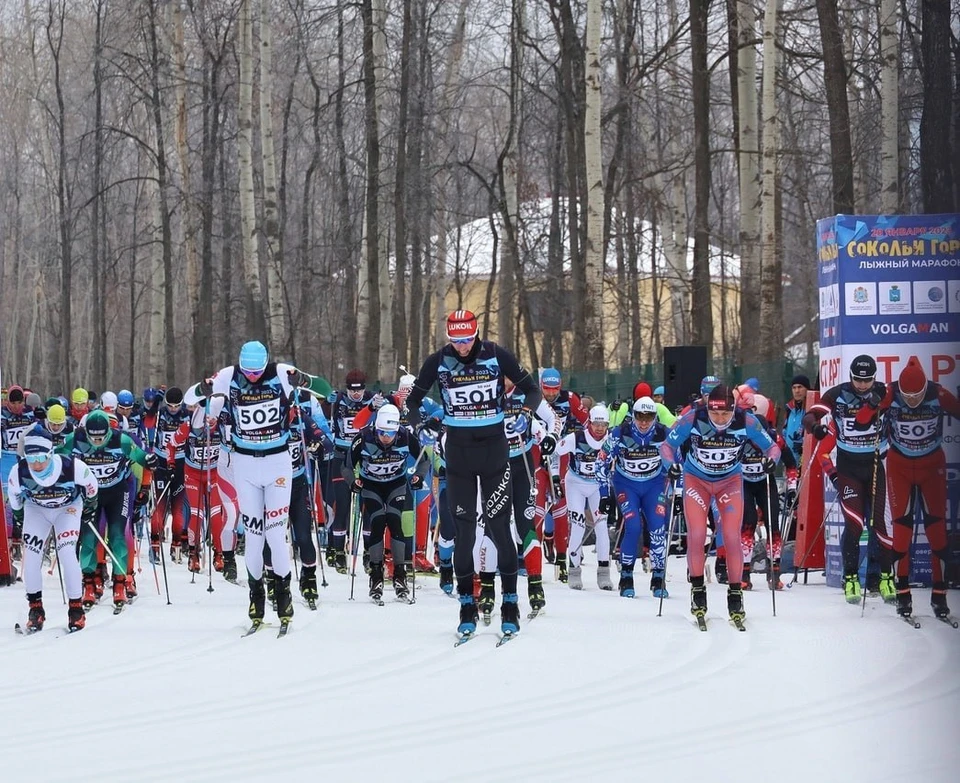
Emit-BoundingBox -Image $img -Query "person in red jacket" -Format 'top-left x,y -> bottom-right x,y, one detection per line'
873,359 -> 960,620
167,404 -> 227,574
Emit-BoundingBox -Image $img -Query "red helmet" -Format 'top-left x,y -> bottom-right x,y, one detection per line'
446,309 -> 478,340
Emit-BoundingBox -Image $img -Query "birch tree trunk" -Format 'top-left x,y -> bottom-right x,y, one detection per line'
879,0 -> 899,213
736,0 -> 761,362
664,0 -> 688,346
759,0 -> 783,363
238,0 -> 265,339
372,0 -> 393,382
919,0 -> 955,212
582,0 -> 605,369
259,0 -> 288,355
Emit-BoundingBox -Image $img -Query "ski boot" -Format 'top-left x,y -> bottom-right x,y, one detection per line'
438,560 -> 454,595
458,595 -> 479,636
248,578 -> 266,622
690,575 -> 707,618
567,565 -> 583,590
266,570 -> 278,612
715,556 -> 728,585
650,569 -> 669,599
931,582 -> 950,619
334,550 -> 348,575
393,563 -> 410,601
878,571 -> 896,604
369,562 -> 384,602
26,592 -> 45,632
300,565 -> 319,606
741,563 -> 753,590
112,575 -> 127,610
895,577 -> 913,617
325,546 -> 338,569
767,559 -> 783,591
501,593 -> 520,636
93,564 -> 105,600
727,585 -> 745,624
235,532 -> 246,556
213,551 -> 224,572
126,574 -> 138,602
414,551 -> 436,574
865,571 -> 881,597
478,572 -> 496,624
543,536 -> 556,565
274,573 -> 294,620
187,546 -> 201,574
619,568 -> 635,599
843,574 -> 862,604
82,574 -> 98,609
67,599 -> 86,632
170,539 -> 182,564
597,562 -> 614,591
222,550 -> 238,583
149,535 -> 161,565
528,575 -> 546,613
556,553 -> 568,583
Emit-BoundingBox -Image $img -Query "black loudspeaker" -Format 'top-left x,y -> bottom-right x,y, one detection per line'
663,346 -> 707,413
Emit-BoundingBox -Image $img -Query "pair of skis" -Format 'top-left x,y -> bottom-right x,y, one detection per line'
692,610 -> 746,632
241,618 -> 291,638
455,629 -> 517,648
898,613 -> 959,630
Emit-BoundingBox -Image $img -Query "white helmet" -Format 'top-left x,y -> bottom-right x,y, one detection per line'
633,396 -> 657,415
100,391 -> 118,412
375,404 -> 401,432
588,404 -> 609,424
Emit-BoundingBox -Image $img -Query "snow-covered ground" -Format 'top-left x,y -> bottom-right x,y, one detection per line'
2,554 -> 958,783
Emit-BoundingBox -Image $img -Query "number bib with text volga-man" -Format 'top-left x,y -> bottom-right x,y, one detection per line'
816,382 -> 889,456
437,344 -> 504,428
228,366 -> 290,451
14,457 -> 84,509
74,430 -> 130,489
613,420 -> 668,482
356,428 -> 414,483
888,387 -> 947,458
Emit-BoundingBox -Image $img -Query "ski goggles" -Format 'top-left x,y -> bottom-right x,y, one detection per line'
449,336 -> 475,345
24,451 -> 51,464
346,389 -> 365,401
376,428 -> 398,439
241,368 -> 265,382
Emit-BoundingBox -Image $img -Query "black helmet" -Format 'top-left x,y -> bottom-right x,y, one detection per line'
164,386 -> 184,405
850,355 -> 876,381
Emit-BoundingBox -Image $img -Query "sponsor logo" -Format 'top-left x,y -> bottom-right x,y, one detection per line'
447,320 -> 475,335
455,505 -> 465,515
928,286 -> 943,302
524,507 -> 535,520
241,512 -> 264,533
888,285 -> 901,303
274,477 -> 286,487
853,286 -> 868,304
265,506 -> 290,519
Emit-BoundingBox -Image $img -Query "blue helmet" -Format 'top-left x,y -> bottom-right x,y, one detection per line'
239,341 -> 269,373
143,387 -> 159,403
540,368 -> 562,389
117,389 -> 135,407
653,386 -> 665,396
745,377 -> 760,392
700,375 -> 721,396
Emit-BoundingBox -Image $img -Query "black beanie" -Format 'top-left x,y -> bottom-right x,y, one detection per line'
791,375 -> 811,389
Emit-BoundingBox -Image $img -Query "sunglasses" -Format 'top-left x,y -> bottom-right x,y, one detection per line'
376,428 -> 397,437
450,337 -> 474,345
25,452 -> 50,464
241,368 -> 263,381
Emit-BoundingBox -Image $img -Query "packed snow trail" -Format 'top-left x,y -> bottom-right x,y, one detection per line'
1,555 -> 957,783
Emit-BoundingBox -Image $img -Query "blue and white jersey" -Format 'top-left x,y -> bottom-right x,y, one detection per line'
289,396 -> 335,478
436,342 -> 506,428
806,382 -> 888,457
330,389 -> 376,450
661,407 -> 779,481
612,420 -> 668,482
558,429 -> 615,484
2,407 -> 35,454
190,363 -> 298,456
503,389 -> 556,459
7,455 -> 98,510
349,428 -> 420,484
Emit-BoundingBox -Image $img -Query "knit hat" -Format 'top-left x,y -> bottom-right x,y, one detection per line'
540,368 -> 561,389
46,404 -> 67,426
22,425 -> 54,456
71,388 -> 88,405
745,377 -> 760,392
8,385 -> 24,403
707,384 -> 735,411
345,369 -> 367,390
791,374 -> 810,389
632,382 -> 652,401
898,360 -> 926,396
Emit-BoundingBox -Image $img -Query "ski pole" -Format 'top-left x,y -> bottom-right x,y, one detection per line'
55,544 -> 65,605
295,391 -> 328,588
348,491 -> 363,600
779,439 -> 823,547
861,424 -> 884,617
658,478 -> 678,618
203,398 -> 215,593
763,473 -> 777,617
85,518 -> 126,574
150,481 -> 172,605
312,458 -> 329,588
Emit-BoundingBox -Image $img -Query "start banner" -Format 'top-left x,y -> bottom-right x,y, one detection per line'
816,213 -> 960,587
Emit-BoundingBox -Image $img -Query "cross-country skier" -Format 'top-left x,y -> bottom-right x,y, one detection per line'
803,355 -> 894,604
186,340 -> 314,631
8,426 -> 99,632
661,384 -> 781,625
404,310 -> 544,639
611,397 -> 670,598
872,359 -> 960,620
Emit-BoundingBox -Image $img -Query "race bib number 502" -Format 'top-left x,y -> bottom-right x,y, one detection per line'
237,399 -> 281,431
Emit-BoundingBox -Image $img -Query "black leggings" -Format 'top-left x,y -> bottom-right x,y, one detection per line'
509,451 -> 536,544
361,478 -> 407,565
328,452 -> 350,553
445,429 -> 517,595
